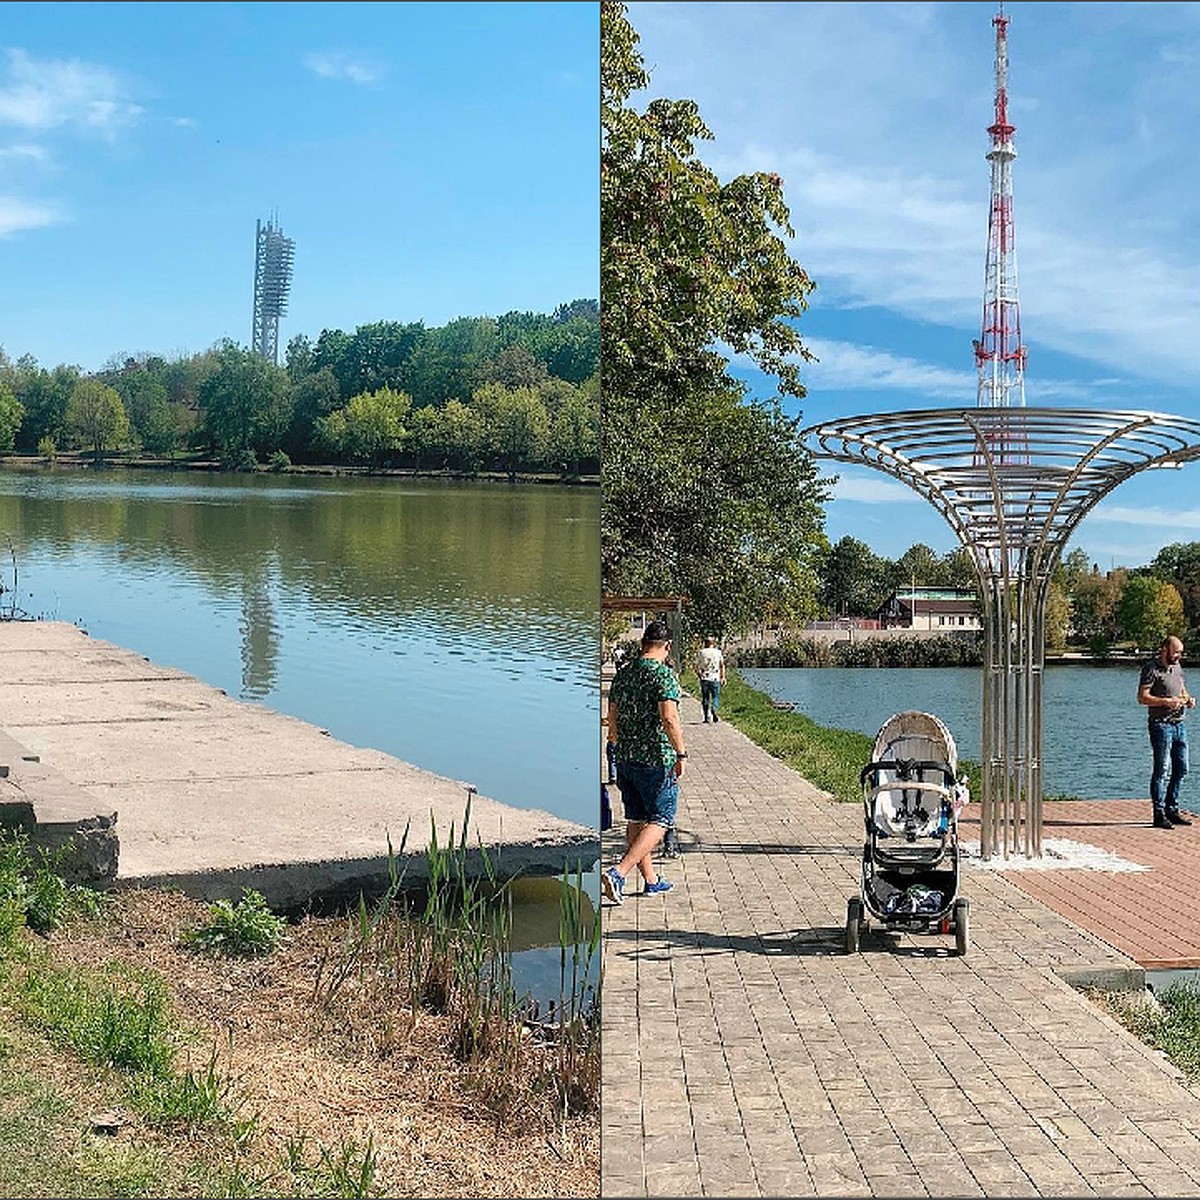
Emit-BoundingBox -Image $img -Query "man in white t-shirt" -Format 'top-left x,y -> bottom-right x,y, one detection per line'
695,636 -> 726,724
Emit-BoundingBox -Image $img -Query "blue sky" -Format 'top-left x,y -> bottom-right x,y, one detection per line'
1,2 -> 597,373
628,1 -> 1200,570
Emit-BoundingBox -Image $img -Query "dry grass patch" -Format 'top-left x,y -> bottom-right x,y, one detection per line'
1,886 -> 598,1198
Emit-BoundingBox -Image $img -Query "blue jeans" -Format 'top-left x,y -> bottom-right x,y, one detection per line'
1149,721 -> 1189,815
701,680 -> 721,719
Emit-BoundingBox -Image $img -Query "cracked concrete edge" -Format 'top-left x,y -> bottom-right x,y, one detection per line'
1056,963 -> 1147,992
0,727 -> 119,884
122,837 -> 602,909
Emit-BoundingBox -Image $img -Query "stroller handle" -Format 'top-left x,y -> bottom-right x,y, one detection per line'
859,760 -> 955,786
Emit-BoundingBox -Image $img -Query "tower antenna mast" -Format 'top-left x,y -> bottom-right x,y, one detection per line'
973,5 -> 1027,414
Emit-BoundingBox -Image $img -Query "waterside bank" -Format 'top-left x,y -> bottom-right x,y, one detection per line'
0,621 -> 598,908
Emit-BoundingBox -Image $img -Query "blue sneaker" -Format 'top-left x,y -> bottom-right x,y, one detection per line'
602,867 -> 625,905
643,878 -> 673,895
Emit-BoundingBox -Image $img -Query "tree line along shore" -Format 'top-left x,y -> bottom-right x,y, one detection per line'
0,301 -> 599,481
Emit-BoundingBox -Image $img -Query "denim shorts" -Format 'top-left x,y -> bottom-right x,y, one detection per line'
615,761 -> 679,828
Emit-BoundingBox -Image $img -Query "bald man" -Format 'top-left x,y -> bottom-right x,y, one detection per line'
1138,635 -> 1196,829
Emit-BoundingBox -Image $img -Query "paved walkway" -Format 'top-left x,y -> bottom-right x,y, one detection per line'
601,696 -> 1200,1198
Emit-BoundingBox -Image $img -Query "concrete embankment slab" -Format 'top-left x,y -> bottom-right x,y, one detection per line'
0,621 -> 597,907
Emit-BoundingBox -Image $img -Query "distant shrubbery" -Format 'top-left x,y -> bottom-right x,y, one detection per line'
732,634 -> 983,669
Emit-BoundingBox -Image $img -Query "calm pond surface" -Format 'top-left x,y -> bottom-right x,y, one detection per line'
741,664 -> 1193,810
0,468 -> 599,1001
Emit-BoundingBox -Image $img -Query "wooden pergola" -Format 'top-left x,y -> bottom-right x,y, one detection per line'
601,595 -> 690,673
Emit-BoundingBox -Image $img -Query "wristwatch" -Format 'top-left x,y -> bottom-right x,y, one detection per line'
676,751 -> 688,758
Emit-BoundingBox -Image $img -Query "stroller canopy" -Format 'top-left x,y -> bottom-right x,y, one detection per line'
872,710 -> 958,776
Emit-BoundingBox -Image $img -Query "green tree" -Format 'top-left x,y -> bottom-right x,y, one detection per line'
1118,574 -> 1183,650
66,378 -> 130,464
939,546 -> 978,589
474,382 -> 550,479
1054,546 -> 1092,592
284,333 -> 316,381
1148,542 -> 1200,639
342,321 -> 425,397
602,1 -> 814,403
1045,580 -> 1071,651
113,369 -> 178,455
440,398 -> 484,472
404,317 -> 498,408
601,0 -> 826,633
1071,567 -> 1126,645
549,376 -> 600,478
0,382 -> 24,451
284,366 -> 341,460
199,342 -> 292,463
13,362 -> 79,451
321,386 -> 411,468
818,536 -> 891,619
888,544 -> 942,595
606,387 -> 827,634
408,403 -> 445,471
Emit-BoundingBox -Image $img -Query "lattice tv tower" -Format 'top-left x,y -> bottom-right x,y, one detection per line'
251,215 -> 295,365
972,6 -> 1027,415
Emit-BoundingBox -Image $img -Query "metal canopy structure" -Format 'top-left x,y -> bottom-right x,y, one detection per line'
802,407 -> 1200,859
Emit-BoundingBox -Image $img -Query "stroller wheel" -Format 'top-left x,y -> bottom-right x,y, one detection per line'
954,897 -> 970,957
845,897 -> 863,955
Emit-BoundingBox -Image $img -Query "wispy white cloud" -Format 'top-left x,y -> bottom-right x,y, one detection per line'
0,194 -> 59,235
826,471 -> 921,505
632,3 -> 1200,388
169,116 -> 198,129
0,142 -> 47,162
712,142 -> 1200,388
1089,504 -> 1200,530
303,51 -> 383,86
0,49 -> 142,137
800,337 -> 975,399
738,336 -> 1110,405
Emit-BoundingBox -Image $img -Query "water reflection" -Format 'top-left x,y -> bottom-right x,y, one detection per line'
239,567 -> 279,700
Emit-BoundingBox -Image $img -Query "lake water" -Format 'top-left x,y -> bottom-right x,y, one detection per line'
0,468 -> 600,999
740,664 -> 1192,810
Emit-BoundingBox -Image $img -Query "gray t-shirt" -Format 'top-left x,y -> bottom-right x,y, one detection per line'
1140,656 -> 1187,725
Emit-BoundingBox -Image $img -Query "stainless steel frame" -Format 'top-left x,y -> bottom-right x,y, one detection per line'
802,407 -> 1200,859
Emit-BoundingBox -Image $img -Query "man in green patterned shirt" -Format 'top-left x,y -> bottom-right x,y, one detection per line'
602,621 -> 688,903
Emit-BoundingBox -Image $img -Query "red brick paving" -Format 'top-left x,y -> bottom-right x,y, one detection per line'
960,799 -> 1200,969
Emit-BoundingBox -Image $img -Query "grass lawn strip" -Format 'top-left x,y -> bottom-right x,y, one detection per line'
694,667 -> 983,804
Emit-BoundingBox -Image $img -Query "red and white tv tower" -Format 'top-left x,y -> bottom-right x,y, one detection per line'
973,6 -> 1027,412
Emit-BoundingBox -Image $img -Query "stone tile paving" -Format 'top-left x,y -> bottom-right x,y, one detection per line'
601,696 -> 1200,1198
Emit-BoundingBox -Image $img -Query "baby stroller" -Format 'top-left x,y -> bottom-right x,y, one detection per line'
846,710 -> 971,956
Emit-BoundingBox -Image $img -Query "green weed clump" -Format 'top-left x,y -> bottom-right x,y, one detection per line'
0,829 -> 106,942
183,888 -> 286,957
1105,980 -> 1200,1080
16,961 -> 177,1076
312,806 -> 602,1126
281,1133 -> 382,1198
552,861 -> 600,1119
